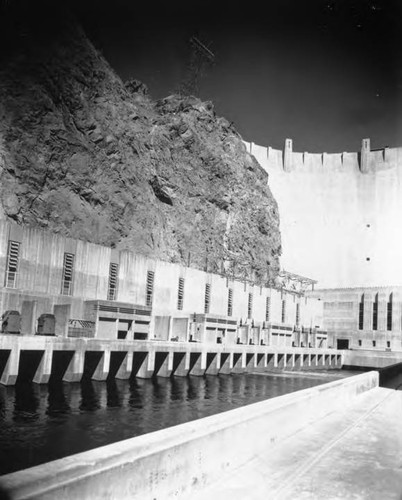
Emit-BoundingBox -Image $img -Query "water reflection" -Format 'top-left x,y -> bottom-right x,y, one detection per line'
0,372 -> 346,475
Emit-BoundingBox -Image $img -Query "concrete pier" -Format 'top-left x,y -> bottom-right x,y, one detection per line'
32,348 -> 53,384
173,352 -> 190,377
92,350 -> 110,381
115,351 -> 133,380
0,346 -> 20,385
63,350 -> 84,383
0,335 -> 343,386
189,352 -> 206,376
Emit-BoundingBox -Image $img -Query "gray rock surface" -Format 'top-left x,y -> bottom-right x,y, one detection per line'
0,6 -> 281,284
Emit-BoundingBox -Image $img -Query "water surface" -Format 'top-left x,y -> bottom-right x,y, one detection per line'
0,371 -> 348,475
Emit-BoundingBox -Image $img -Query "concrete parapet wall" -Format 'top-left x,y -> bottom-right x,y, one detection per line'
0,371 -> 378,499
244,140 -> 402,174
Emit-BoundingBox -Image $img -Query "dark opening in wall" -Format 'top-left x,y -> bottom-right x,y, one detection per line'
373,294 -> 378,330
227,288 -> 233,317
50,351 -> 74,382
358,294 -> 364,330
146,271 -> 154,307
204,283 -> 211,314
387,293 -> 393,331
17,350 -> 43,383
108,351 -> 128,379
82,351 -> 103,380
177,277 -> 185,310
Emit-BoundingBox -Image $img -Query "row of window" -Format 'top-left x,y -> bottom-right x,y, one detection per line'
358,294 -> 392,331
358,339 -> 391,348
4,241 -> 120,300
3,241 -> 298,322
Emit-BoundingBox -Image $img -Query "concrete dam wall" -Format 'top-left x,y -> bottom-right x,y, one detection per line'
244,139 -> 402,288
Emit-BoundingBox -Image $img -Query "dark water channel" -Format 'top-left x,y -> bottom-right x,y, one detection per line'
0,371 -> 351,475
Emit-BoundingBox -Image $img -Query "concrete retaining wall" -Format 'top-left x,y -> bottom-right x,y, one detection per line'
0,371 -> 378,500
343,349 -> 402,369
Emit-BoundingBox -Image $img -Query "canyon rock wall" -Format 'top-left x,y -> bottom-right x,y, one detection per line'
0,5 -> 281,284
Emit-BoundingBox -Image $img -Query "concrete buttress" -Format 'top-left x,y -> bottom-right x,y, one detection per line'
33,348 -> 53,384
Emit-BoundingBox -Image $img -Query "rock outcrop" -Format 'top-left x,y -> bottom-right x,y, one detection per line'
0,4 -> 281,283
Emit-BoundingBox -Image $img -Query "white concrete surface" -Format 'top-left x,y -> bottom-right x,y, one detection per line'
188,385 -> 402,500
244,140 -> 402,288
0,372 -> 378,499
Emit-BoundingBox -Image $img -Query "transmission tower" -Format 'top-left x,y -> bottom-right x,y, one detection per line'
179,36 -> 215,97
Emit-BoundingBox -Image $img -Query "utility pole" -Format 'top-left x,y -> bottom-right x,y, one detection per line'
179,36 -> 215,97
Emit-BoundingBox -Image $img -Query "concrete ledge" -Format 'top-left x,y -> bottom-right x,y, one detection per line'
343,349 -> 402,369
0,371 -> 378,500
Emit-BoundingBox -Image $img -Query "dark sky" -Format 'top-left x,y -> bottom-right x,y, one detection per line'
17,1 -> 402,152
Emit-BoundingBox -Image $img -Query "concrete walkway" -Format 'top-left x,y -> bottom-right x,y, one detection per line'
188,387 -> 402,500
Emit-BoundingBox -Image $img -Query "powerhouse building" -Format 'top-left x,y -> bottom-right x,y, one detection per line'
0,220 -> 326,348
308,287 -> 402,351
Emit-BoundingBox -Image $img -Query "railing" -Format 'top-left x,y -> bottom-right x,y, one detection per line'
68,319 -> 95,338
61,280 -> 73,296
4,271 -> 18,289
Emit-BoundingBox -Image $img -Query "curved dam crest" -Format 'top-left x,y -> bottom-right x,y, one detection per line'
244,139 -> 402,288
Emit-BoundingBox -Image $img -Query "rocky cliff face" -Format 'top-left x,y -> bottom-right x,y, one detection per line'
0,5 -> 281,283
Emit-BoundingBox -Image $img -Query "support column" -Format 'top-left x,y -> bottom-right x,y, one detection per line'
92,350 -> 111,381
136,351 -> 155,379
21,300 -> 38,335
116,352 -> 133,380
173,352 -> 190,377
363,292 -> 374,331
0,347 -> 20,385
377,291 -> 388,332
294,353 -> 302,370
266,353 -> 275,370
189,352 -> 207,376
231,352 -> 245,374
157,352 -> 173,377
391,291 -> 402,333
219,352 -> 232,375
255,353 -> 266,372
54,304 -> 71,337
245,353 -> 256,373
317,354 -> 324,369
284,138 -> 293,172
205,352 -> 220,375
33,348 -> 53,384
63,350 -> 85,383
360,138 -> 370,173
